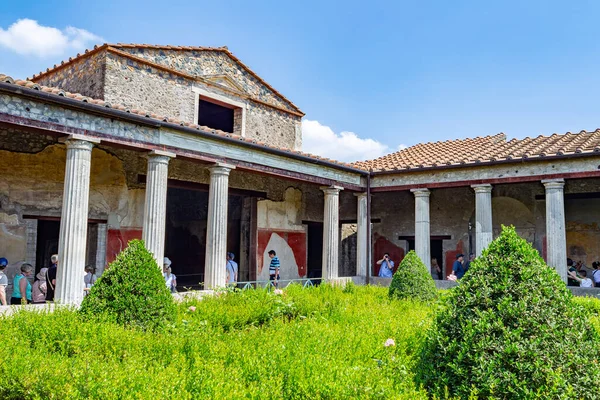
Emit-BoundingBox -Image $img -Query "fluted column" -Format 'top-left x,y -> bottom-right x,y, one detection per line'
204,163 -> 234,289
142,150 -> 175,268
55,135 -> 100,305
471,184 -> 493,257
322,186 -> 343,280
411,188 -> 431,269
543,179 -> 567,283
354,192 -> 368,277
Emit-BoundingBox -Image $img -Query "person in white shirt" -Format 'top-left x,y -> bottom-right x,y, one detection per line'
226,252 -> 238,285
568,269 -> 594,288
163,257 -> 177,293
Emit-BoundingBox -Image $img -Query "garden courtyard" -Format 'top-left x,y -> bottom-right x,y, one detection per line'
1,229 -> 600,399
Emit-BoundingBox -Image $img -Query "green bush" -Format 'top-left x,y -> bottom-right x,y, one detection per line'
0,285 -> 431,399
389,250 -> 437,302
416,226 -> 600,399
572,295 -> 600,317
79,239 -> 175,331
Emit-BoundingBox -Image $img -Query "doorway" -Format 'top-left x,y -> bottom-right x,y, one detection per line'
36,220 -> 60,272
305,222 -> 323,280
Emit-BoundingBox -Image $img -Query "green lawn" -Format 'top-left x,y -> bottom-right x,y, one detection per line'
0,285 -> 433,399
1,284 -> 598,399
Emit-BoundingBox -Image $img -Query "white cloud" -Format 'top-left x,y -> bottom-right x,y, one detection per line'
0,19 -> 104,58
302,119 -> 396,162
397,144 -> 408,151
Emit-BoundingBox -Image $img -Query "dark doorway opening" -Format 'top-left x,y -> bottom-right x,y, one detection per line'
305,222 -> 323,280
197,98 -> 235,133
36,220 -> 60,273
164,187 -> 253,289
407,238 -> 445,279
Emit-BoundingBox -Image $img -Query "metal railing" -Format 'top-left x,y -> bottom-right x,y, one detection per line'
236,278 -> 324,290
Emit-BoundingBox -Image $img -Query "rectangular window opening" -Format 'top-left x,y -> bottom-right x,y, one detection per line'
197,97 -> 235,133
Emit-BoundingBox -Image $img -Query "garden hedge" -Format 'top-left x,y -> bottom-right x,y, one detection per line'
388,250 -> 437,302
416,226 -> 600,399
79,239 -> 175,331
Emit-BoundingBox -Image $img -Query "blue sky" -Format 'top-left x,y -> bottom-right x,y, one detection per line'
2,1 -> 600,161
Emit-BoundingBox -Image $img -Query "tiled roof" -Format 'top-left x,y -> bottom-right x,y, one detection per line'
0,73 -> 362,172
29,43 -> 304,115
353,132 -> 600,172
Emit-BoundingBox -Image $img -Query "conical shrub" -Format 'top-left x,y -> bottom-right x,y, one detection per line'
388,250 -> 437,302
416,226 -> 600,399
79,239 -> 176,331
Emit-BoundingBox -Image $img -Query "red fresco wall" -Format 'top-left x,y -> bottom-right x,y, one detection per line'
106,228 -> 143,265
373,234 -> 405,276
257,230 -> 307,277
445,240 -> 464,278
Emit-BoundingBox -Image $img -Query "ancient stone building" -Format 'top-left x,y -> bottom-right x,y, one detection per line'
1,42 -> 599,304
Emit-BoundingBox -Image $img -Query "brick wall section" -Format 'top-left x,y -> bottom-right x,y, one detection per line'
33,51 -> 107,99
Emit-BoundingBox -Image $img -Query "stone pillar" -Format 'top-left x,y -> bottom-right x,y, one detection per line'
322,186 -> 343,280
411,188 -> 431,269
542,179 -> 567,283
55,135 -> 100,305
471,184 -> 493,257
142,150 -> 175,268
204,163 -> 234,289
354,192 -> 368,277
95,223 -> 108,276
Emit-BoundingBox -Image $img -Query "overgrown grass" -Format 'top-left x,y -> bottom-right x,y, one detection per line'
0,285 -> 432,399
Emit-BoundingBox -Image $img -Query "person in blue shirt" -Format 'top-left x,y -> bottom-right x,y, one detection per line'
377,253 -> 395,278
268,250 -> 280,287
452,254 -> 467,279
226,252 -> 238,285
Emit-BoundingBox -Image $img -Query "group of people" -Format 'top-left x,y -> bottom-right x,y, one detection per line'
0,255 -> 99,306
376,252 -> 475,282
567,259 -> 600,288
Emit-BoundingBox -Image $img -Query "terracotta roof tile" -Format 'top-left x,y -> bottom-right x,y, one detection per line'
0,73 -> 360,172
353,132 -> 600,172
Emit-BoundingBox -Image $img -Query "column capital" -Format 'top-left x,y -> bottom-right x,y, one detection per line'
59,134 -> 100,150
321,185 -> 343,196
410,188 -> 430,197
354,192 -> 368,199
209,162 -> 235,176
542,179 -> 565,190
471,183 -> 493,193
146,150 -> 175,166
148,149 -> 176,158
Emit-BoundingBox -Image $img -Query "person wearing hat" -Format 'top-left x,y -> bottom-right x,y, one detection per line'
31,267 -> 48,304
163,257 -> 177,293
452,253 -> 467,280
226,252 -> 238,285
0,257 -> 8,306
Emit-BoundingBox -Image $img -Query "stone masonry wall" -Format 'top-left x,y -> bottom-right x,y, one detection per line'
32,51 -> 107,99
116,47 -> 296,112
103,53 -> 301,149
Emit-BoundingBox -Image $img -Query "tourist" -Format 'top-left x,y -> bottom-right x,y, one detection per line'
268,250 -> 280,287
11,263 -> 34,305
377,253 -> 395,278
163,257 -> 177,293
592,261 -> 600,287
226,252 -> 238,286
452,254 -> 467,279
568,269 -> 593,288
0,257 -> 8,306
431,257 -> 441,280
31,267 -> 48,304
45,254 -> 58,302
83,265 -> 97,295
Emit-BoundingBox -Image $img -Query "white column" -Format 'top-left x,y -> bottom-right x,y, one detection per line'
142,150 -> 175,268
411,188 -> 431,269
204,163 -> 234,289
322,186 -> 343,280
542,179 -> 567,283
354,192 -> 368,277
471,184 -> 493,257
55,135 -> 100,305
95,223 -> 108,276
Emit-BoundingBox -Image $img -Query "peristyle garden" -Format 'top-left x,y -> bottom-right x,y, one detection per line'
0,228 -> 599,399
